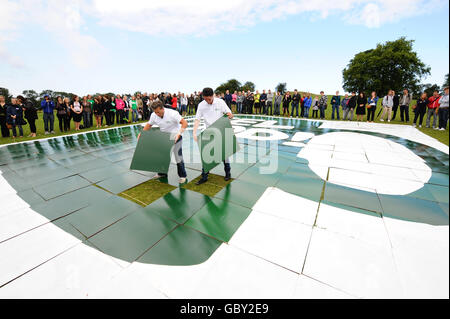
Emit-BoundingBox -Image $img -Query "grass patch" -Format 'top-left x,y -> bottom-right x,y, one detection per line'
182,173 -> 233,197
118,179 -> 177,207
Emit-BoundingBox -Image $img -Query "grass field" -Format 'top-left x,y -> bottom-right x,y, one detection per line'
0,96 -> 448,146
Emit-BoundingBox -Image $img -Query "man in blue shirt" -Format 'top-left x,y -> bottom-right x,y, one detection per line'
41,95 -> 55,134
331,91 -> 341,120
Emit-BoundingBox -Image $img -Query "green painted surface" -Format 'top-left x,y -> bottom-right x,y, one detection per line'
96,171 -> 151,194
130,129 -> 173,174
34,175 -> 91,200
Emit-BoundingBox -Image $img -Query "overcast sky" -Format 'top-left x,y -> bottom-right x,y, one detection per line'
1,0 -> 449,96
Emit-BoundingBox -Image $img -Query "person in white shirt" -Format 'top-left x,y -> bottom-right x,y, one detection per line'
193,87 -> 234,185
138,100 -> 188,183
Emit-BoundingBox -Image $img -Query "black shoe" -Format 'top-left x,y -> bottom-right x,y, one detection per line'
196,178 -> 208,185
224,175 -> 231,181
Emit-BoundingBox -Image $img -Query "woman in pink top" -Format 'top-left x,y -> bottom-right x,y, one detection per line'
231,91 -> 237,112
115,94 -> 125,124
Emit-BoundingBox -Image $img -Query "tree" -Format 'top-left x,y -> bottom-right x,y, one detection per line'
240,81 -> 255,92
216,79 -> 242,94
342,37 -> 430,97
420,83 -> 441,98
39,90 -> 54,99
443,73 -> 449,89
22,89 -> 39,108
0,87 -> 12,104
275,82 -> 287,94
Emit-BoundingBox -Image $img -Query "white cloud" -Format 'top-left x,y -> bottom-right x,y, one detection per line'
88,0 -> 446,35
0,0 -> 26,68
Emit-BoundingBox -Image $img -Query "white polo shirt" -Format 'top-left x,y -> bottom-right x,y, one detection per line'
195,98 -> 231,128
148,108 -> 182,134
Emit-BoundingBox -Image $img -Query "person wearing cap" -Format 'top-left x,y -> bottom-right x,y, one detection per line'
438,87 -> 449,130
138,100 -> 188,184
193,87 -> 233,185
41,94 -> 55,134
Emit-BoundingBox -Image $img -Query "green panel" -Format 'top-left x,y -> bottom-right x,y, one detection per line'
79,164 -> 129,183
237,165 -> 283,187
65,195 -> 142,237
137,225 -> 222,265
17,189 -> 45,206
379,194 -> 448,226
185,197 -> 252,242
130,129 -> 173,174
428,172 -> 449,187
33,175 -> 91,200
52,218 -> 86,241
88,209 -> 178,262
31,185 -> 113,221
276,175 -> 325,202
96,171 -> 151,194
323,182 -> 382,213
214,179 -> 267,209
426,184 -> 449,204
146,188 -> 211,224
197,116 -> 240,173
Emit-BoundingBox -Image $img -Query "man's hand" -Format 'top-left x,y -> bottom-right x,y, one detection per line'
137,133 -> 141,141
193,134 -> 198,142
174,133 -> 181,143
227,112 -> 234,119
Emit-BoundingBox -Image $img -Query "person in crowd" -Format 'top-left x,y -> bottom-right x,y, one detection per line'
115,94 -> 125,124
188,94 -> 195,115
245,92 -> 254,114
231,91 -> 237,113
380,90 -> 394,122
341,93 -> 350,120
282,91 -> 291,117
236,91 -> 244,114
266,90 -> 273,116
331,91 -> 341,120
7,98 -> 23,138
130,96 -> 139,123
426,90 -> 441,129
254,90 -> 261,114
20,96 -> 37,137
391,90 -> 400,120
399,89 -> 412,123
303,93 -> 312,118
274,91 -> 282,116
41,94 -> 55,134
87,95 -> 94,126
136,94 -> 144,119
123,95 -> 130,123
318,91 -> 327,119
110,95 -> 117,125
260,90 -> 267,115
171,93 -> 178,112
93,96 -> 104,128
180,93 -> 188,116
224,90 -> 232,110
142,93 -> 150,120
55,96 -> 68,132
345,92 -> 357,121
71,95 -> 83,131
291,89 -> 301,118
63,97 -> 72,130
193,87 -> 233,185
312,96 -> 319,118
82,96 -> 92,128
412,92 -> 428,128
355,92 -> 366,121
437,87 -> 449,130
0,95 -> 10,138
194,93 -> 201,114
367,91 -> 378,123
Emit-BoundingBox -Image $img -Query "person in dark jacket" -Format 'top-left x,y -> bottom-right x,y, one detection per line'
7,97 -> 24,138
413,93 -> 428,128
331,91 -> 341,120
93,96 -> 104,128
344,92 -> 357,121
282,92 -> 291,117
20,96 -> 38,137
245,93 -> 254,114
290,90 -> 301,117
391,91 -> 400,120
55,96 -> 69,132
0,95 -> 10,137
41,95 -> 55,134
355,92 -> 367,121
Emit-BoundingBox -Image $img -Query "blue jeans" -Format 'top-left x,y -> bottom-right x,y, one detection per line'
11,119 -> 23,137
158,136 -> 187,178
237,102 -> 243,113
331,105 -> 340,120
319,106 -> 325,119
132,109 -> 139,122
83,112 -> 91,128
43,112 -> 54,132
438,108 -> 449,129
304,107 -> 310,118
201,158 -> 230,180
290,102 -> 299,117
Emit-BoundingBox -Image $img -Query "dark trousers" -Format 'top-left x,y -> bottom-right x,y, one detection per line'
392,105 -> 398,120
57,114 -> 69,132
83,112 -> 92,128
0,117 -> 9,137
331,105 -> 340,120
158,137 -> 187,178
28,119 -> 36,133
438,108 -> 449,129
43,112 -> 54,132
413,109 -> 426,126
290,102 -> 299,117
201,160 -> 230,180
10,119 -> 23,137
319,106 -> 325,119
367,106 -> 376,122
266,102 -> 272,115
400,105 -> 409,122
300,105 -> 305,117
312,110 -> 318,118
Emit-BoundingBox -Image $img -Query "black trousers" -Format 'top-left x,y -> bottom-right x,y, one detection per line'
400,105 -> 409,122
392,105 -> 398,120
57,114 -> 69,132
413,108 -> 426,126
367,106 -> 376,122
28,119 -> 37,133
0,117 -> 9,137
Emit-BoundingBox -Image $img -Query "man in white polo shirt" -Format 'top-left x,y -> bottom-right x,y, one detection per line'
193,87 -> 234,185
138,100 -> 188,183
